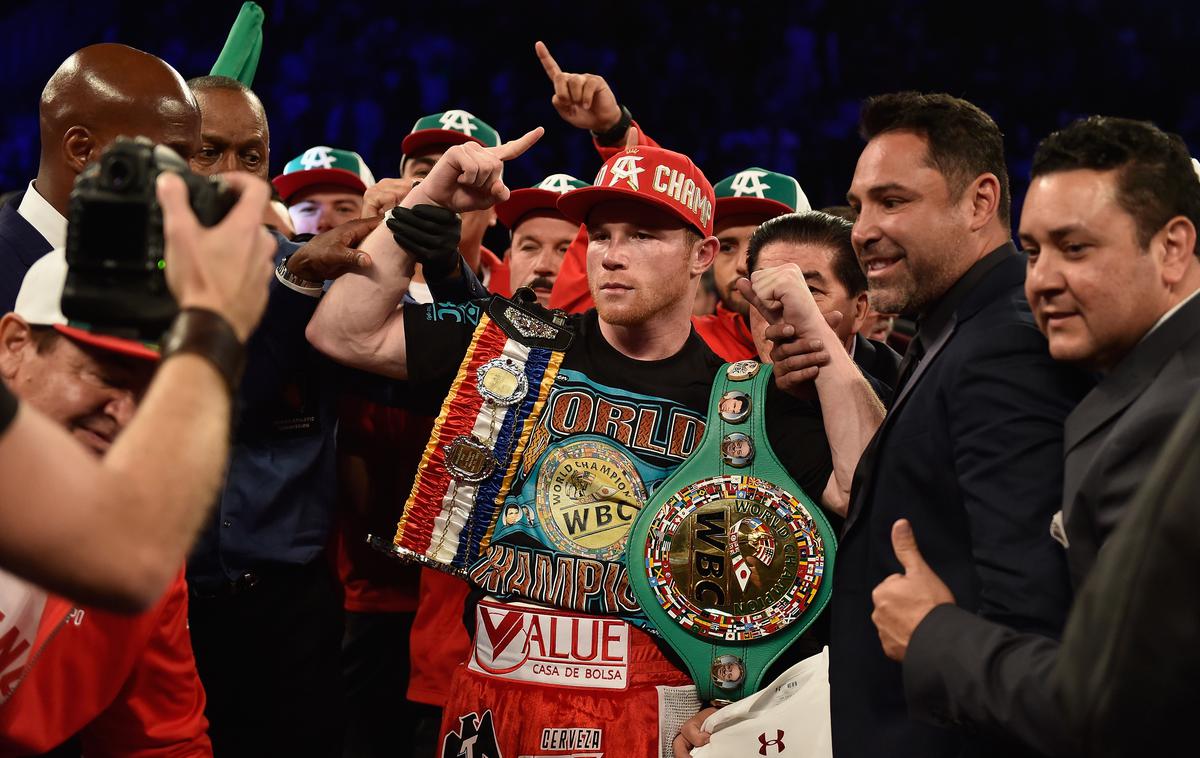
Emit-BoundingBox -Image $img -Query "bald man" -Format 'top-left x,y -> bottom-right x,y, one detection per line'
0,43 -> 201,310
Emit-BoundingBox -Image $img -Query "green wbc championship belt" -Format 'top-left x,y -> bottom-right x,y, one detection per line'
627,360 -> 837,702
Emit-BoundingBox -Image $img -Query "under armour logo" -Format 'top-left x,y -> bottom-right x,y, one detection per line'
606,155 -> 644,190
730,169 -> 772,198
439,110 -> 479,136
758,729 -> 785,755
299,146 -> 336,170
538,174 -> 578,194
441,709 -> 502,758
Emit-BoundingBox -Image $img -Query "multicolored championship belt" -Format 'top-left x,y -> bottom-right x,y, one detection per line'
378,289 -> 573,575
627,360 -> 837,702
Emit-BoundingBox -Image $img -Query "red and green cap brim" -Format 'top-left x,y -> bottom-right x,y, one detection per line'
273,167 -> 368,204
495,188 -> 575,230
55,323 -> 160,362
401,111 -> 501,157
401,129 -> 487,158
714,196 -> 795,224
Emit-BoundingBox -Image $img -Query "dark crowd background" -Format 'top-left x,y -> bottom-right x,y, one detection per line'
1,0 -> 1198,245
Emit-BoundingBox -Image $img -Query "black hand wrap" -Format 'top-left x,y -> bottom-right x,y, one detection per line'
386,204 -> 463,282
162,308 -> 246,395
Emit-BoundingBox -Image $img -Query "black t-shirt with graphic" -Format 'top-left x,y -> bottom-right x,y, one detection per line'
0,382 -> 16,437
405,303 -> 832,627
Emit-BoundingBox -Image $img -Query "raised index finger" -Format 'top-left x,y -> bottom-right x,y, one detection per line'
492,126 -> 545,162
535,41 -> 562,80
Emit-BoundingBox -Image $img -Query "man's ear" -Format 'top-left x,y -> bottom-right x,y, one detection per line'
965,172 -> 1002,232
1157,215 -> 1198,287
693,235 -> 718,275
62,126 -> 98,174
0,314 -> 36,381
850,292 -> 870,334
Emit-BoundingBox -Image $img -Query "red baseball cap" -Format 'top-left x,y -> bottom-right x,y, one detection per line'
557,146 -> 715,237
495,174 -> 589,230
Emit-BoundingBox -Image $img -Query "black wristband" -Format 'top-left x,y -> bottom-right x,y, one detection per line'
591,104 -> 633,146
161,308 -> 246,394
386,204 -> 463,282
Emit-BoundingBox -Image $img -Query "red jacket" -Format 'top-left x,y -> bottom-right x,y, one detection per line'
692,303 -> 757,362
0,570 -> 210,756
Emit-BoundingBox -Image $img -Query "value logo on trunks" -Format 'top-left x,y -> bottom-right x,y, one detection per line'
468,601 -> 630,690
535,440 -> 647,560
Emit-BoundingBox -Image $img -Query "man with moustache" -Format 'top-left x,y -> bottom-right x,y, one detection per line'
494,173 -> 589,304
870,115 -> 1200,757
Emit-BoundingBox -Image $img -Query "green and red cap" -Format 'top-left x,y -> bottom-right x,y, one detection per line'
557,146 -> 715,236
495,173 -> 589,230
713,167 -> 811,222
401,110 -> 502,158
272,146 -> 376,204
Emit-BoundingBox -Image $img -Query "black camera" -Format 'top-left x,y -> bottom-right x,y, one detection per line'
63,136 -> 238,341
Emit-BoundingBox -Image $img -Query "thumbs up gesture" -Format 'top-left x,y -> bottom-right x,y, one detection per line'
870,519 -> 955,661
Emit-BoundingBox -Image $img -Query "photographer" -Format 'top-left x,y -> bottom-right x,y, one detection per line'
0,169 -> 275,612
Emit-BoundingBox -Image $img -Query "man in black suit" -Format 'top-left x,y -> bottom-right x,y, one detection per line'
744,210 -> 902,399
871,116 -> 1200,756
0,44 -> 201,310
805,92 -> 1092,758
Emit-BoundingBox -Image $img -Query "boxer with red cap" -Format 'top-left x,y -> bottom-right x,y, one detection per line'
306,132 -> 837,757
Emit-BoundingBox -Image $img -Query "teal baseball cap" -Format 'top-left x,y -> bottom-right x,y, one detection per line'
495,173 -> 589,229
273,146 -> 376,203
713,168 -> 811,222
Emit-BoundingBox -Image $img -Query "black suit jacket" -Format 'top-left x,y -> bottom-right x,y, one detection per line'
900,291 -> 1200,756
829,246 -> 1091,758
0,191 -> 55,311
853,332 -> 901,393
1054,387 -> 1200,758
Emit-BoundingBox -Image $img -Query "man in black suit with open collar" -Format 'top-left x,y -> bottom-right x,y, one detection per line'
820,92 -> 1092,758
871,116 -> 1200,757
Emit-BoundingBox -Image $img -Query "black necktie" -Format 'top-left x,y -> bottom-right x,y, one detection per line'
894,333 -> 926,393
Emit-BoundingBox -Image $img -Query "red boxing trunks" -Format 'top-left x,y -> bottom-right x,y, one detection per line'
439,597 -> 693,758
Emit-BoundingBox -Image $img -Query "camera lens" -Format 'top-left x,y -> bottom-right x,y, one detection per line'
106,158 -> 132,190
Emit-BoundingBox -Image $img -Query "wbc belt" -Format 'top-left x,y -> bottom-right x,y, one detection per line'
626,360 -> 836,702
383,291 -> 573,575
